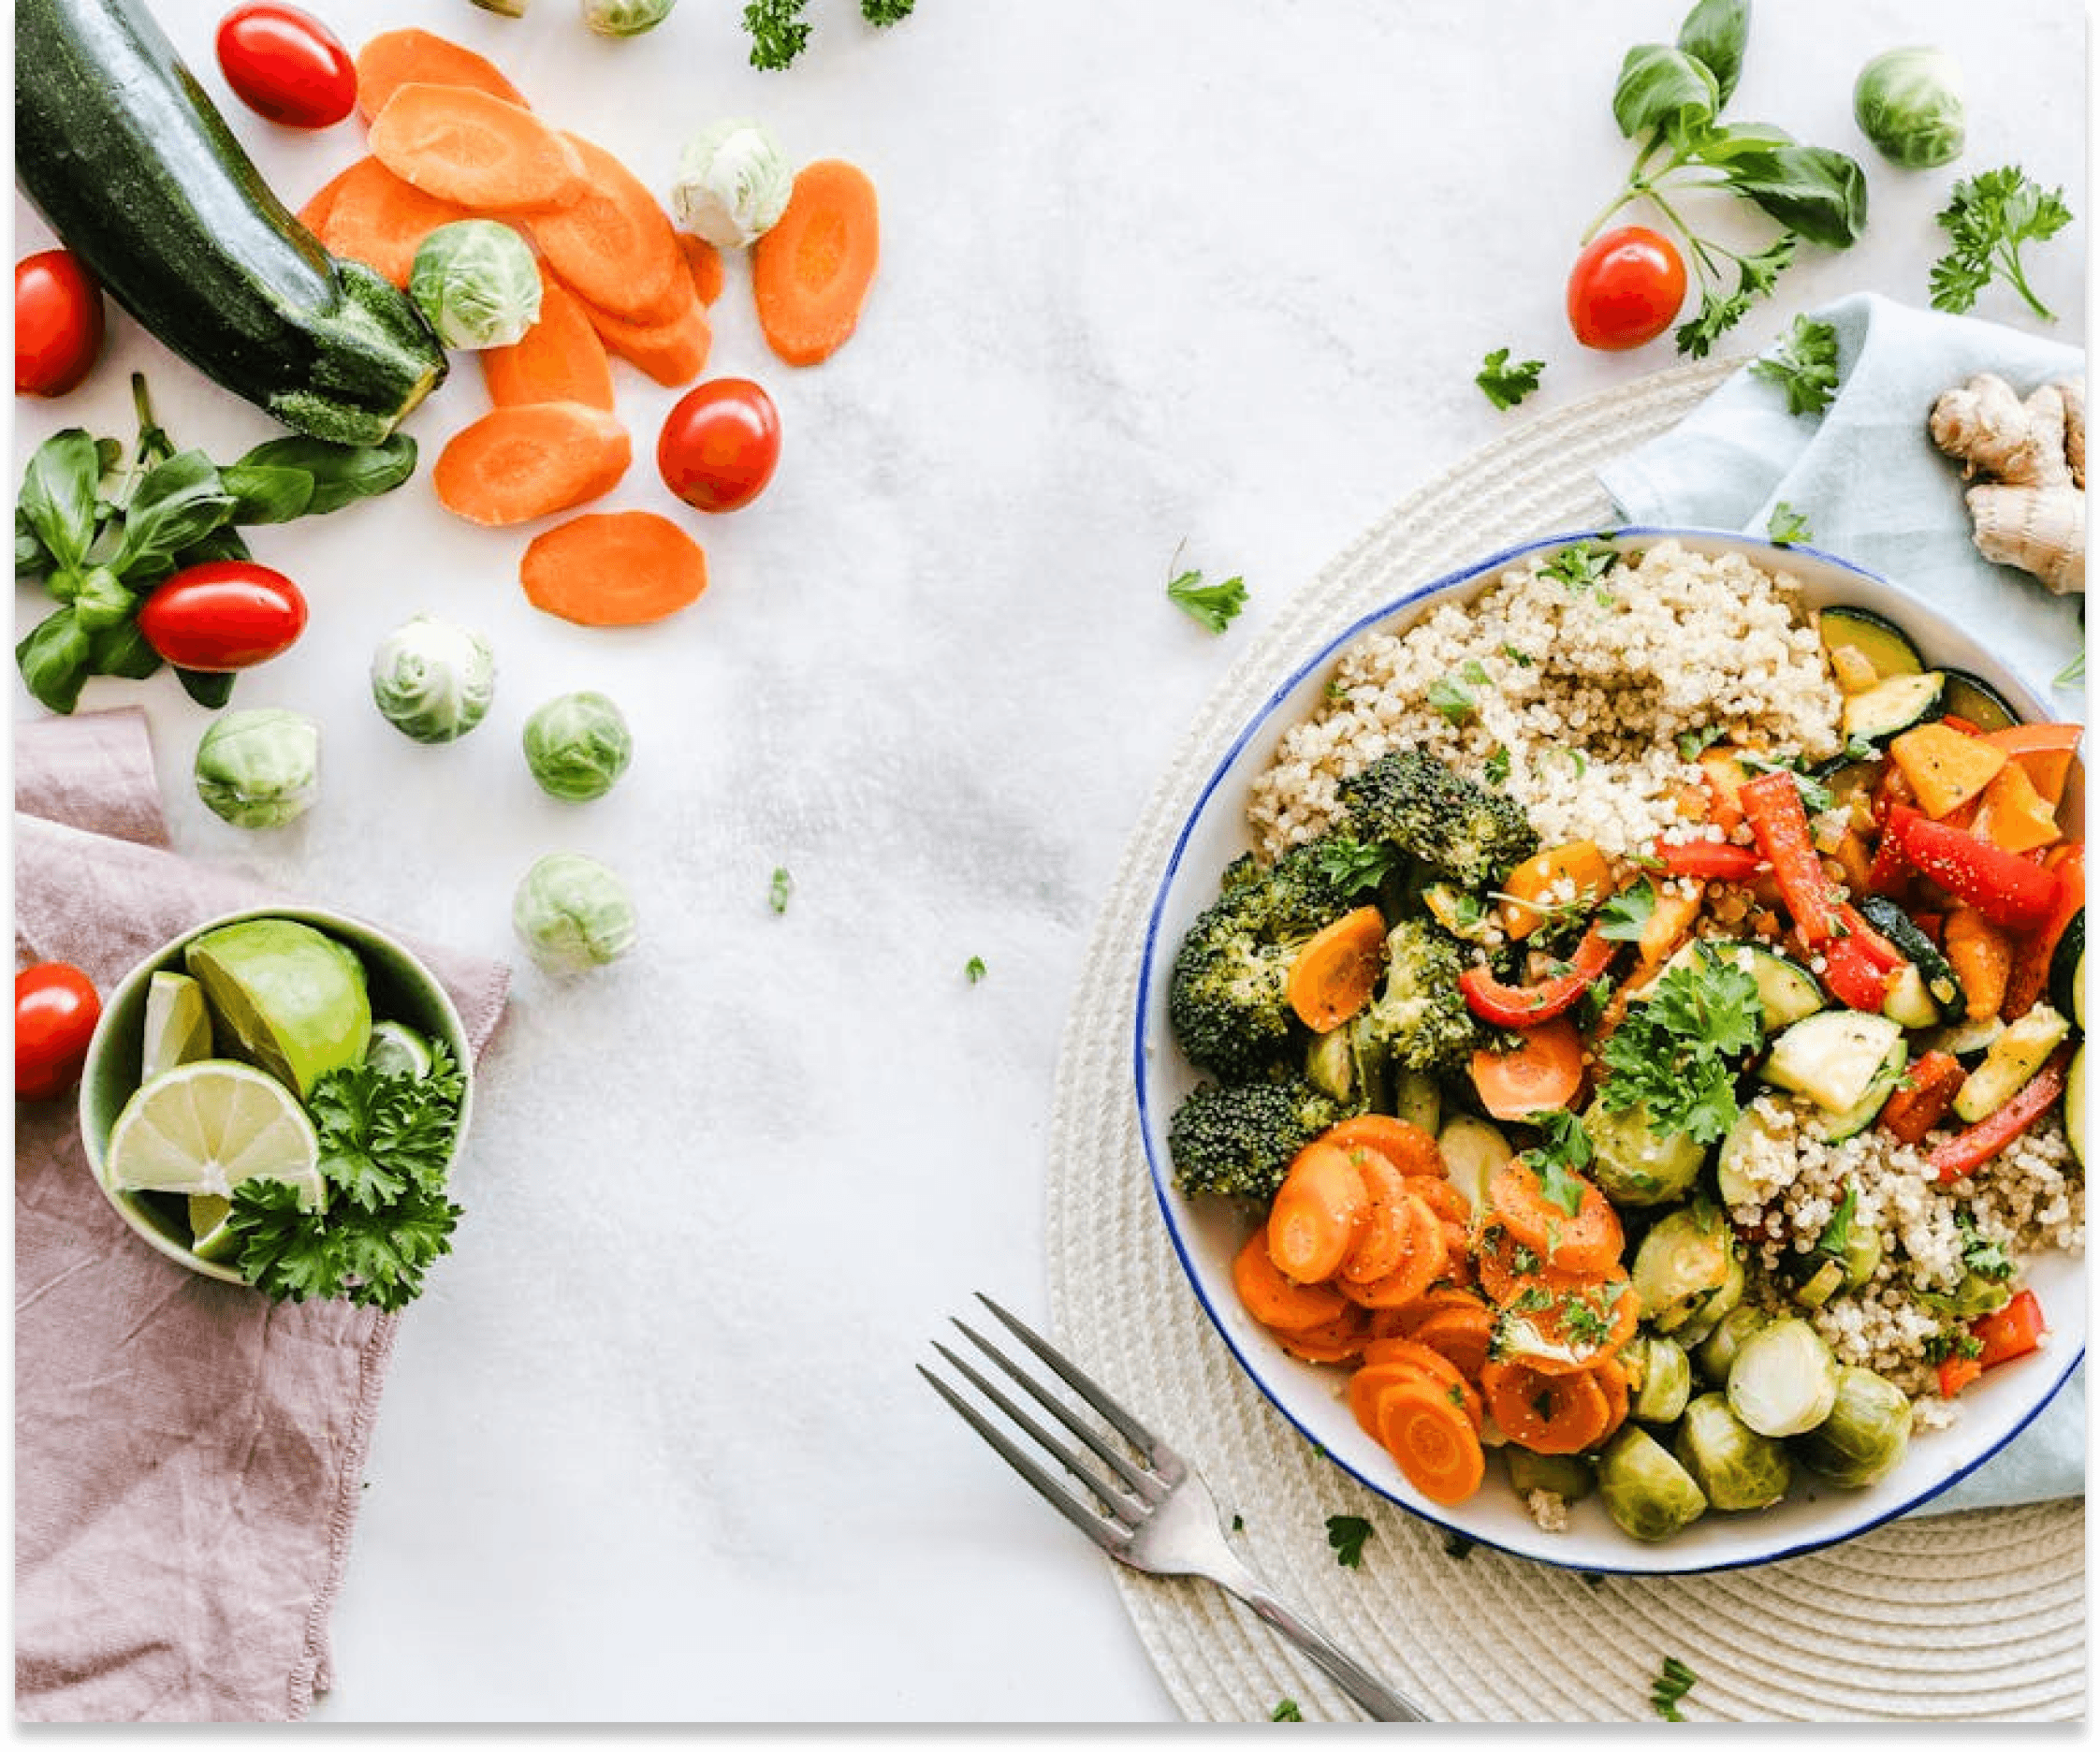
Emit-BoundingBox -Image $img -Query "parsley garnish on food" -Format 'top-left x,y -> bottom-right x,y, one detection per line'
1166,550 -> 1249,634
1313,833 -> 1403,898
1597,877 -> 1656,943
1476,347 -> 1545,411
1326,1513 -> 1374,1569
1651,1655 -> 1699,1721
1749,314 -> 1840,416
225,1046 -> 467,1312
1956,1209 -> 2014,1280
1483,746 -> 1512,787
1596,944 -> 1762,1143
1675,724 -> 1728,763
1930,166 -> 2073,321
1814,1179 -> 1859,1261
1427,660 -> 1489,723
1540,539 -> 1620,597
1766,502 -> 1813,546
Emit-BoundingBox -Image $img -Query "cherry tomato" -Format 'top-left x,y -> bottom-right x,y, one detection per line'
1566,225 -> 1688,352
16,962 -> 101,1102
138,562 -> 309,671
657,378 -> 782,513
15,250 -> 106,398
214,4 -> 357,129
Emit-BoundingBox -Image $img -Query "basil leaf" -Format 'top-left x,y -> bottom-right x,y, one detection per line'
19,428 -> 102,572
69,566 -> 139,633
175,666 -> 238,709
17,506 -> 53,580
1675,0 -> 1749,106
235,431 -> 416,516
1692,120 -> 1797,163
115,449 -> 236,575
175,526 -> 254,569
1725,145 -> 1869,248
16,606 -> 94,714
87,617 -> 164,681
1611,44 -> 1719,139
220,463 -> 317,526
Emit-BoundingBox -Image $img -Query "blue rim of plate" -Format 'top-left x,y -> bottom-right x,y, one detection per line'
1131,524 -> 2087,1575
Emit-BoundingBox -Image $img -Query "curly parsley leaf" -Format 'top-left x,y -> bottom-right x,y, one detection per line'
741,0 -> 812,68
1597,944 -> 1762,1143
1166,557 -> 1248,634
1597,877 -> 1657,943
1766,501 -> 1813,546
1540,539 -> 1621,598
1271,1699 -> 1305,1722
1651,1655 -> 1699,1721
1476,347 -> 1545,411
1326,1513 -> 1374,1569
1313,833 -> 1404,898
1930,167 -> 2072,321
1748,314 -> 1840,416
861,0 -> 914,22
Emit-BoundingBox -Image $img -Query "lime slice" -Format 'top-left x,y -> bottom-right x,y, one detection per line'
188,1193 -> 241,1262
140,971 -> 216,1080
183,918 -> 371,1099
365,1018 -> 433,1080
104,1059 -> 325,1211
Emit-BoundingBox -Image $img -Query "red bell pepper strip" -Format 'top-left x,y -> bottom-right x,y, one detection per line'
1927,1043 -> 2075,1183
1653,837 -> 1763,882
1885,805 -> 2061,932
1863,828 -> 1913,897
1737,769 -> 1848,942
1973,1287 -> 2048,1369
1876,1049 -> 1967,1145
1936,1351 -> 1985,1397
1456,925 -> 1616,1027
1820,932 -> 1896,1011
2003,841 -> 2084,1019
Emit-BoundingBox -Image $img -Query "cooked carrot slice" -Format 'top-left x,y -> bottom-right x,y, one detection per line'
1265,1143 -> 1368,1286
1286,905 -> 1386,1032
368,83 -> 585,213
1334,1190 -> 1447,1308
1480,1356 -> 1612,1455
1403,1301 -> 1498,1382
519,510 -> 708,628
1486,1159 -> 1623,1275
433,402 -> 630,527
1276,1304 -> 1370,1365
1314,1115 -> 1443,1175
1469,1015 -> 1586,1121
1375,1380 -> 1487,1505
581,289 -> 713,388
1336,1148 -> 1410,1285
1407,1175 -> 1471,1225
481,270 -> 617,412
680,232 -> 725,306
1232,1228 -> 1349,1334
751,158 -> 880,366
1378,1285 -> 1490,1336
312,156 -> 472,288
1349,1356 -> 1480,1442
1491,1276 -> 1638,1376
354,26 -> 531,123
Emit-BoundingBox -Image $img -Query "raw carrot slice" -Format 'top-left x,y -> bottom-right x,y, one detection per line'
368,83 -> 584,213
1334,1190 -> 1448,1309
354,27 -> 530,123
1486,1159 -> 1623,1275
680,233 -> 725,306
312,155 -> 473,288
296,160 -> 361,235
530,133 -> 686,322
520,510 -> 708,628
480,271 -> 616,412
581,288 -> 713,387
1480,1356 -> 1612,1455
1313,1115 -> 1443,1176
1265,1142 -> 1368,1286
1232,1229 -> 1349,1335
1286,905 -> 1387,1032
1375,1380 -> 1487,1505
433,402 -> 631,528
751,157 -> 880,367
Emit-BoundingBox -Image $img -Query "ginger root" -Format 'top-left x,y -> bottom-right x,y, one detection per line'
1929,372 -> 2086,595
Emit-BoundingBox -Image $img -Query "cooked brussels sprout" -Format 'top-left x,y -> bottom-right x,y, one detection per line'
408,220 -> 542,349
1796,1365 -> 1915,1488
523,691 -> 633,801
1915,1266 -> 2014,1320
1673,1392 -> 1793,1511
194,708 -> 320,828
1504,1447 -> 1594,1504
1596,1425 -> 1708,1542
513,853 -> 637,974
1853,47 -> 1965,169
671,119 -> 793,248
1839,1221 -> 1883,1292
582,0 -> 677,33
470,0 -> 528,12
1726,1316 -> 1841,1438
1626,1334 -> 1693,1424
371,616 -> 496,743
1582,1098 -> 1706,1206
1692,1304 -> 1772,1387
1630,1201 -> 1743,1335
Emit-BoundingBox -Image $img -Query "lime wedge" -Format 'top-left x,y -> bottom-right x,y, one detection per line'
184,918 -> 371,1099
140,971 -> 216,1080
365,1018 -> 433,1080
188,1193 -> 241,1262
104,1059 -> 325,1211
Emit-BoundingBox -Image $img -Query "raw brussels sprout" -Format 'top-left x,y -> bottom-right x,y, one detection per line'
1504,1446 -> 1595,1504
1726,1316 -> 1841,1438
523,691 -> 633,801
1582,1098 -> 1707,1206
1630,1201 -> 1743,1335
195,708 -> 320,828
514,852 -> 637,973
1626,1334 -> 1693,1424
1596,1425 -> 1708,1542
582,0 -> 676,34
1672,1392 -> 1793,1511
408,220 -> 542,350
1796,1365 -> 1914,1489
671,119 -> 793,248
371,616 -> 496,743
1692,1303 -> 1772,1387
1854,47 -> 1965,169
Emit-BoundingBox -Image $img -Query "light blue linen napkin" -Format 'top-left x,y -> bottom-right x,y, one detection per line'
1598,290 -> 2086,1517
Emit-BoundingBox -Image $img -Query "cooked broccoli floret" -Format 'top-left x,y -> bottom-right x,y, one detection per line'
1336,747 -> 1538,890
1357,914 -> 1486,1075
1166,1074 -> 1349,1201
1166,842 -> 1356,1079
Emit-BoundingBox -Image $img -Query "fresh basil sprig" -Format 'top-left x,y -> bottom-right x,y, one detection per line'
14,374 -> 416,714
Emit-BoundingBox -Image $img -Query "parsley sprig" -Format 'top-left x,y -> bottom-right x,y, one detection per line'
1166,547 -> 1249,634
1930,167 -> 2073,322
1326,1513 -> 1374,1569
1596,944 -> 1762,1143
742,0 -> 911,71
1651,1655 -> 1699,1721
1749,314 -> 1840,416
1476,348 -> 1544,411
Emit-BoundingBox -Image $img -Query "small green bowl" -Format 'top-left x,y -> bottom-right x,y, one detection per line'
77,905 -> 474,1284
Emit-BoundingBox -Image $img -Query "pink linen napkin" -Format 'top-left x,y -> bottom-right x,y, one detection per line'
13,707 -> 508,1722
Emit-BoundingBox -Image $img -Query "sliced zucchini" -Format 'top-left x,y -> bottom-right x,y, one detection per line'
1858,895 -> 1963,1016
1762,1010 -> 1907,1115
2066,1042 -> 2084,1169
1812,1052 -> 1907,1140
1788,1256 -> 1847,1309
2049,911 -> 2083,1027
1840,671 -> 1946,744
1644,939 -> 1825,1033
1436,1113 -> 1509,1216
1952,1002 -> 2073,1123
1716,1101 -> 1785,1208
1879,964 -> 1942,1031
1938,667 -> 2022,734
1924,1014 -> 2005,1060
1819,606 -> 1925,680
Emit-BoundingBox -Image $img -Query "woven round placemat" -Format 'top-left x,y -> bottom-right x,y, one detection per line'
1043,357 -> 2086,1724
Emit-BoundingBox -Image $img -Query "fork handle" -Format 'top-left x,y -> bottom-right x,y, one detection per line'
1229,1583 -> 1429,1722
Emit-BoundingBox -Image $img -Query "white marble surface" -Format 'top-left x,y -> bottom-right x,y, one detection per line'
11,0 -> 2087,1723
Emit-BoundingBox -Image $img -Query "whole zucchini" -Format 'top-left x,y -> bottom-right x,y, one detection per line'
15,0 -> 446,445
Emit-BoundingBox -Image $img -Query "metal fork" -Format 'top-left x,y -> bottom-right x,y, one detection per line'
919,1292 -> 1428,1722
